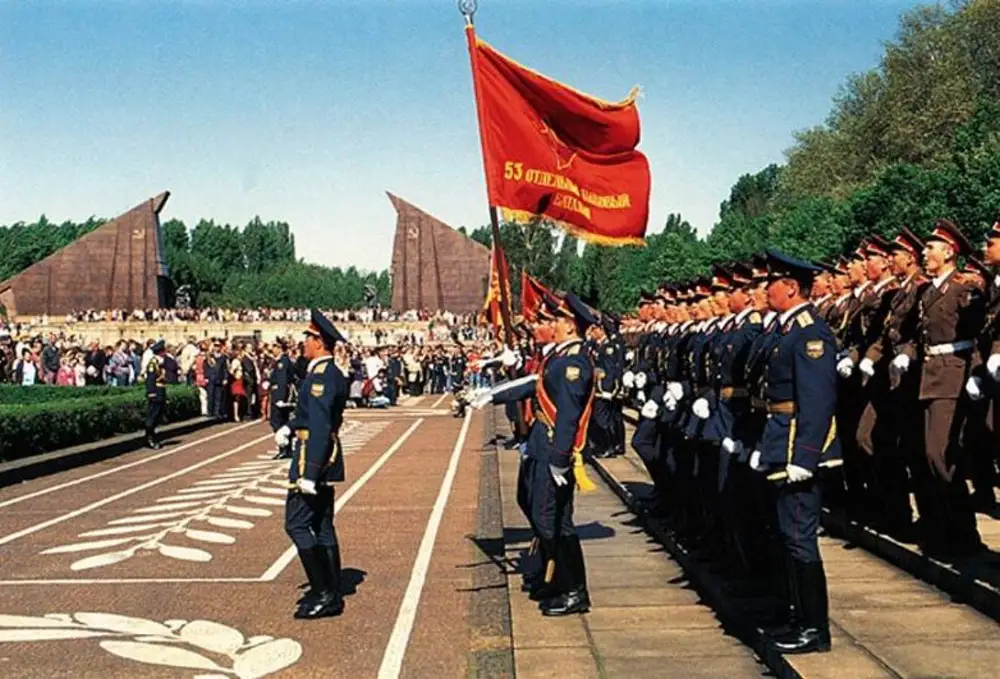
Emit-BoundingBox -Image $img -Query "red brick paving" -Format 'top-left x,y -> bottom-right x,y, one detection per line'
0,409 -> 493,679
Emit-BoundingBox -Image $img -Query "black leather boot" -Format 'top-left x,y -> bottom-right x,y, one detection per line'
323,544 -> 345,595
540,538 -> 590,616
770,561 -> 830,654
294,548 -> 344,619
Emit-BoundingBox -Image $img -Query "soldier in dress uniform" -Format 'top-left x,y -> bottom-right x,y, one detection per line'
268,342 -> 295,460
973,220 -> 1000,512
145,339 -> 167,450
751,249 -> 839,655
474,292 -> 599,616
903,220 -> 986,556
274,309 -> 349,619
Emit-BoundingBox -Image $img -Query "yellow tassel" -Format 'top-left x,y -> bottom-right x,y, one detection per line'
528,537 -> 538,556
573,452 -> 597,492
544,559 -> 555,584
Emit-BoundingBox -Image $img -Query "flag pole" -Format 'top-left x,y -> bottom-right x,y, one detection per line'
462,0 -> 527,438
461,0 -> 515,350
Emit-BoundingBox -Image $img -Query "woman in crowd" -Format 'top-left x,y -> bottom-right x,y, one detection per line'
230,351 -> 246,421
56,355 -> 75,386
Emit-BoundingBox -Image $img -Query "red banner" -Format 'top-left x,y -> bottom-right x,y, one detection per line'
467,26 -> 650,246
484,241 -> 512,333
520,271 -> 551,323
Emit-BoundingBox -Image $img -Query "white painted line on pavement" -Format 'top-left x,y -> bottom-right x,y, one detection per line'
0,577 -> 263,585
377,410 -> 472,679
0,420 -> 260,510
0,433 -> 272,546
430,392 -> 450,409
259,417 -> 426,581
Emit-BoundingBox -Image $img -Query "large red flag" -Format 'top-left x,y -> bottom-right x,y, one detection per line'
466,26 -> 650,246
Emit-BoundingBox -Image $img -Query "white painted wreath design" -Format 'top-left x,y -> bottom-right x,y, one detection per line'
41,456 -> 289,570
0,613 -> 301,678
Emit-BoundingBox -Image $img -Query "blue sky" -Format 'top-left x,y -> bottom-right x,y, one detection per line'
1,0 -> 916,272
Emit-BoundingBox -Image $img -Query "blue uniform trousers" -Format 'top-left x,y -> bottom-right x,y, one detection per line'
285,486 -> 338,551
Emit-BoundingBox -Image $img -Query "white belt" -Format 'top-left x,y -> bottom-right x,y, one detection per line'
925,340 -> 973,356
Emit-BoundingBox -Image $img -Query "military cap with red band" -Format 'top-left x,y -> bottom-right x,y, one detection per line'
751,254 -> 769,281
926,218 -> 973,256
864,234 -> 892,258
710,264 -> 734,291
889,226 -> 924,256
729,261 -> 754,285
850,239 -> 870,261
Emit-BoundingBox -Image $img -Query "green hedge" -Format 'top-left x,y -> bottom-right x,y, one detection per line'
0,384 -> 142,406
0,386 -> 201,462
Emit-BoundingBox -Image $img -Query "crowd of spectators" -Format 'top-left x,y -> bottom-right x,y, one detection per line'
0,313 -> 498,410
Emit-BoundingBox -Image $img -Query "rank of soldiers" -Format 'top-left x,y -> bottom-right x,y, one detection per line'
462,217 -> 999,656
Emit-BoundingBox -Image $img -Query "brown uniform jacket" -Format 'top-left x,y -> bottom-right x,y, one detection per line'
841,283 -> 880,363
866,274 -> 925,365
916,270 -> 985,400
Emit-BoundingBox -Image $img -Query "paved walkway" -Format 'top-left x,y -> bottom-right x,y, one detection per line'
498,449 -> 769,678
0,401 -> 493,679
597,447 -> 1000,679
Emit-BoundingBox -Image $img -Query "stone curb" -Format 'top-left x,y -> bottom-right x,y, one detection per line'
621,407 -> 1000,623
587,453 -> 804,679
820,510 -> 1000,623
467,406 -> 516,678
0,416 -> 217,488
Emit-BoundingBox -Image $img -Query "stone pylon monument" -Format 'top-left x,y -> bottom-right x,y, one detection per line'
387,193 -> 490,314
0,192 -> 173,317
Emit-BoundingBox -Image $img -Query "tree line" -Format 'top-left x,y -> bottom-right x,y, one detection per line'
461,0 -> 1000,314
0,215 -> 391,310
4,1 -> 998,315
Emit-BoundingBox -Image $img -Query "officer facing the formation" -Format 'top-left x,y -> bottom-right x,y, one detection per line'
523,293 -> 599,616
274,309 -> 349,620
267,341 -> 295,460
144,339 -> 167,450
752,250 -> 840,654
471,291 -> 599,616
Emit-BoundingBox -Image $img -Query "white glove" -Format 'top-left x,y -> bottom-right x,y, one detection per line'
987,354 -> 1000,380
636,390 -> 646,403
858,358 -> 875,377
666,382 -> 684,402
296,478 -> 317,495
274,425 -> 291,447
785,464 -> 814,483
664,395 -> 677,412
634,372 -> 648,389
837,357 -> 854,378
500,346 -> 519,367
966,376 -> 984,401
622,370 -> 635,388
262,381 -> 270,391
891,353 -> 910,374
692,397 -> 710,419
470,389 -> 493,410
549,465 -> 570,487
640,400 -> 659,420
722,437 -> 736,454
625,350 -> 635,362
749,450 -> 763,471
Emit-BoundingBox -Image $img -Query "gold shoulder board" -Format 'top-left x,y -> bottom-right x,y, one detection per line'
796,311 -> 814,328
313,362 -> 327,374
749,312 -> 762,324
